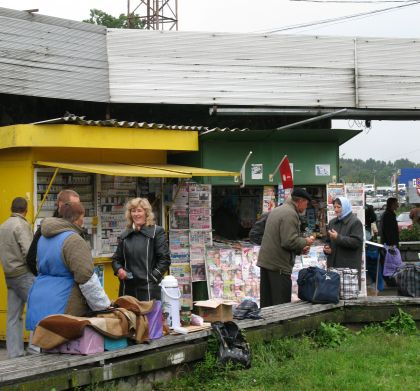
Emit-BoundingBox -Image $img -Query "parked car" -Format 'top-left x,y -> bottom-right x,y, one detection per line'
397,212 -> 413,231
370,198 -> 387,210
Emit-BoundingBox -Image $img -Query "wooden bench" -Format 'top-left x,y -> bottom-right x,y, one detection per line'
0,297 -> 418,391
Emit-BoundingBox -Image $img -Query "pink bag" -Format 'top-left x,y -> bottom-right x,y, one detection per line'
146,300 -> 163,340
46,326 -> 104,355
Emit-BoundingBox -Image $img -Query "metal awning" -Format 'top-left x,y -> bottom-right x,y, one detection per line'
35,161 -> 239,178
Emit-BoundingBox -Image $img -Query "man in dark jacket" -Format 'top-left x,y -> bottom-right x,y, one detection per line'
380,197 -> 399,246
257,188 -> 314,307
249,212 -> 269,245
26,189 -> 80,275
379,197 -> 399,287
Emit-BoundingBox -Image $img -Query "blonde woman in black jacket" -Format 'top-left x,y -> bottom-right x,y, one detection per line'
112,198 -> 171,301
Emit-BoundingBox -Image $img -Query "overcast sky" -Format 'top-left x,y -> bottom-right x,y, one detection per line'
1,0 -> 420,163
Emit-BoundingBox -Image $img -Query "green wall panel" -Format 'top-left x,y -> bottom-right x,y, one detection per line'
201,140 -> 338,185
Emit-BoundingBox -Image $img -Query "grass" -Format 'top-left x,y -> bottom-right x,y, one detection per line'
92,312 -> 420,391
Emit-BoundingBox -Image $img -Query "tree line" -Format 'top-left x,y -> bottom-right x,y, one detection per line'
340,158 -> 420,186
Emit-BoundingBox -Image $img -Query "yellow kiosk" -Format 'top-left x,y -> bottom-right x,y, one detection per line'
0,118 -> 238,339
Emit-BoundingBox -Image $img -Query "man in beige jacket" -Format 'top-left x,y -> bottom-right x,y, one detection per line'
0,197 -> 34,358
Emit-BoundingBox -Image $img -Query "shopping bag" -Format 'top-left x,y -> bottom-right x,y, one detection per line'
383,245 -> 404,277
329,268 -> 359,300
212,321 -> 251,369
297,267 -> 340,304
395,263 -> 420,297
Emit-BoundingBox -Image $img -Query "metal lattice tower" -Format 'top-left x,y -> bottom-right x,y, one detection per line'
127,0 -> 178,30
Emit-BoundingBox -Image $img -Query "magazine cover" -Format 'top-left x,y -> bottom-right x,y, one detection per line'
345,183 -> 365,207
206,247 -> 221,270
169,230 -> 189,248
189,212 -> 211,229
189,229 -> 213,247
188,184 -> 212,207
190,246 -> 205,262
262,186 -> 276,212
169,208 -> 189,229
170,263 -> 192,307
172,183 -> 189,206
191,263 -> 206,282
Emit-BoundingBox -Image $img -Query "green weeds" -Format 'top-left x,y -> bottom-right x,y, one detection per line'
94,311 -> 418,391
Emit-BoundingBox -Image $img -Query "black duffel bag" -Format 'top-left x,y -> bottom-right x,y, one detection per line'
297,266 -> 340,304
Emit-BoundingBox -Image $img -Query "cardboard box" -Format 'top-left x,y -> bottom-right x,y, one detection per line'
194,299 -> 235,322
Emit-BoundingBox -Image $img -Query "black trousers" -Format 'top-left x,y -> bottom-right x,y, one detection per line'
260,267 -> 292,308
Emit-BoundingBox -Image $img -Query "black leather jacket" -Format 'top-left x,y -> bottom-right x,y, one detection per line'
112,225 -> 170,300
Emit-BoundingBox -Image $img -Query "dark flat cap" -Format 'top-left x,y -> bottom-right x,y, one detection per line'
292,188 -> 312,201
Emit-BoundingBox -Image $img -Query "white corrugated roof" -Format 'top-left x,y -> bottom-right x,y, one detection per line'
107,29 -> 420,109
0,7 -> 109,102
2,7 -> 420,110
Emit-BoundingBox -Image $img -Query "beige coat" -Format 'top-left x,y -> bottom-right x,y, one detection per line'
257,198 -> 307,274
0,213 -> 33,277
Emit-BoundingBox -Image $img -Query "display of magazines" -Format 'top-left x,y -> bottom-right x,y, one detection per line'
206,244 -> 260,306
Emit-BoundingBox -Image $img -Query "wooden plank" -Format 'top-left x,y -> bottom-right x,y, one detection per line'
0,296 -> 417,387
0,330 -> 212,382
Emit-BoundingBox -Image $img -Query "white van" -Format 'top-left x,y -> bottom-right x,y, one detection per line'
363,184 -> 375,195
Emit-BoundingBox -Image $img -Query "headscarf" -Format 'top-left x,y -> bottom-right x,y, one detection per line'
336,196 -> 352,220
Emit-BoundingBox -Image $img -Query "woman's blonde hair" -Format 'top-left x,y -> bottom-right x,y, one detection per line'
125,197 -> 155,228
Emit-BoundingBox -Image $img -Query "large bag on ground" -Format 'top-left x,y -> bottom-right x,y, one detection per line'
395,263 -> 420,297
212,321 -> 251,368
329,268 -> 359,300
297,267 -> 340,304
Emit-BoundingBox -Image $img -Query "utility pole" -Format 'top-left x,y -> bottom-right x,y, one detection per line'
127,0 -> 178,30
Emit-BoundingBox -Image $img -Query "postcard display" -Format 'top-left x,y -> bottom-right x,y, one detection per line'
169,183 -> 213,308
290,183 -> 366,301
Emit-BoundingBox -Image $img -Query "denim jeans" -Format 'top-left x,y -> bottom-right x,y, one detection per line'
5,272 -> 35,358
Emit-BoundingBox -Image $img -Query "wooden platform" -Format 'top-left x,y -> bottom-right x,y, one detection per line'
0,296 -> 419,391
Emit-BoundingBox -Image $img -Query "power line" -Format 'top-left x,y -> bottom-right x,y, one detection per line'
259,0 -> 420,34
291,0 -> 416,3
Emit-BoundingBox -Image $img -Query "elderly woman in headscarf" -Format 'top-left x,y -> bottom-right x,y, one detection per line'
323,197 -> 364,280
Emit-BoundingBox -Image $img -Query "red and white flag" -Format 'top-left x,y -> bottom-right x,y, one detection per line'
279,155 -> 293,189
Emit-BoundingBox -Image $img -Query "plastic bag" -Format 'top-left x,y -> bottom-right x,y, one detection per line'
212,321 -> 251,369
383,245 -> 404,277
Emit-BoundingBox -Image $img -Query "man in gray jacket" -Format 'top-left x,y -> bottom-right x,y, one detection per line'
0,197 -> 34,358
257,188 -> 314,307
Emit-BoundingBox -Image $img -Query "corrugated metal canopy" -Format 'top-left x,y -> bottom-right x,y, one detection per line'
33,114 -> 248,133
35,161 -> 239,178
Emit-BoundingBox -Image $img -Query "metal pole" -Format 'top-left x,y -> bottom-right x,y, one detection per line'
33,168 -> 59,223
275,108 -> 348,131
